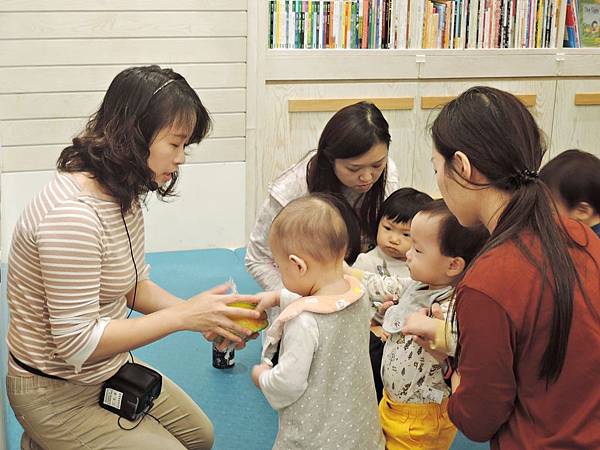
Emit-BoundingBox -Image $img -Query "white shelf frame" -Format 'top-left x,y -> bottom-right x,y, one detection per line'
264,48 -> 600,81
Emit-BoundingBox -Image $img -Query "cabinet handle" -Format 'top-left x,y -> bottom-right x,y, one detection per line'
421,94 -> 537,109
288,97 -> 414,113
574,93 -> 600,106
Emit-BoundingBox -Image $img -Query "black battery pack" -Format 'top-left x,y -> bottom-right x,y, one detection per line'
99,362 -> 162,421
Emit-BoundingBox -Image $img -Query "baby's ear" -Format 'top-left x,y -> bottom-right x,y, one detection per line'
289,254 -> 308,275
446,256 -> 465,278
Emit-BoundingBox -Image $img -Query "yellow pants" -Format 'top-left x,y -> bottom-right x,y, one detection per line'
379,390 -> 457,450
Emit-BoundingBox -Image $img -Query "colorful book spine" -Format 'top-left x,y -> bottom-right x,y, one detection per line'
361,0 -> 370,47
269,1 -> 275,48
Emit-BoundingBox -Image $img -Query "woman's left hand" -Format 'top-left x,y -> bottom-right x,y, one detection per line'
451,370 -> 461,393
403,305 -> 447,362
412,335 -> 448,362
402,305 -> 442,341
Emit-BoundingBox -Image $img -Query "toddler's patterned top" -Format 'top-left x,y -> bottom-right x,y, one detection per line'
381,281 -> 455,404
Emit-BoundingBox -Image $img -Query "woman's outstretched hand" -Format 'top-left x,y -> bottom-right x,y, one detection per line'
179,283 -> 262,345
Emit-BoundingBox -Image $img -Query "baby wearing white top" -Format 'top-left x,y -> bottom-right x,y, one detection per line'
251,194 -> 384,450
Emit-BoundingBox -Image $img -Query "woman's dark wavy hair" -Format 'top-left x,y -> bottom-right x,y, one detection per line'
57,65 -> 211,212
432,86 -> 596,384
306,101 -> 391,242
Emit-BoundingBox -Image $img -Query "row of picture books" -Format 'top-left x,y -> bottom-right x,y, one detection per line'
565,0 -> 600,46
268,0 -> 600,48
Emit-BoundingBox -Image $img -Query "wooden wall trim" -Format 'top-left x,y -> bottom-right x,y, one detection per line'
288,97 -> 414,113
421,93 -> 537,109
574,92 -> 600,106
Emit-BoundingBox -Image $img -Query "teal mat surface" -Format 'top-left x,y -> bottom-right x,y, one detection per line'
2,249 -> 487,450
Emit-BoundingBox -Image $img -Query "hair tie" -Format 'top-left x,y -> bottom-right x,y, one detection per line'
505,168 -> 539,189
519,169 -> 539,183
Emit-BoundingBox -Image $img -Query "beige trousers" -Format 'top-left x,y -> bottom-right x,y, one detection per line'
7,362 -> 214,450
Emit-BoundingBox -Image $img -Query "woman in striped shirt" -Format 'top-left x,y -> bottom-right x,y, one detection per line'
6,65 -> 260,450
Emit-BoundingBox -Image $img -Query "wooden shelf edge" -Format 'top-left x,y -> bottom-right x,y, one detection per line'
288,97 -> 414,112
263,50 -> 600,81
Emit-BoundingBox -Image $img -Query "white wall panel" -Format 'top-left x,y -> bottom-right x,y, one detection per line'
1,113 -> 245,147
1,162 -> 246,262
0,12 -> 246,39
0,64 -> 246,93
0,38 -> 246,66
0,89 -> 246,120
0,0 -> 247,11
2,137 -> 246,172
145,163 -> 246,252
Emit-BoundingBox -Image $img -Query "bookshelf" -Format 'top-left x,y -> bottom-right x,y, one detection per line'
266,0 -> 566,49
244,1 -> 600,232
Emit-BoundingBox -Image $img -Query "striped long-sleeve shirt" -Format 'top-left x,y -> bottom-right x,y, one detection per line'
6,173 -> 149,384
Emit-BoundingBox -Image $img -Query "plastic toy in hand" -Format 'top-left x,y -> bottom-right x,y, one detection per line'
226,278 -> 269,338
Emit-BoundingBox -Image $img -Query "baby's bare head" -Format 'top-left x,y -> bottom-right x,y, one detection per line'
270,194 -> 348,264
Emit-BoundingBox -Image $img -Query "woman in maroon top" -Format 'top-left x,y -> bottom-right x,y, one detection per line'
429,86 -> 600,449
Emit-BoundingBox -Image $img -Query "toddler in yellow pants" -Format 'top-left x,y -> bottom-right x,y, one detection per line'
379,392 -> 456,450
351,200 -> 488,450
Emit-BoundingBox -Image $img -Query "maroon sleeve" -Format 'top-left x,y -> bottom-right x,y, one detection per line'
447,287 -> 517,442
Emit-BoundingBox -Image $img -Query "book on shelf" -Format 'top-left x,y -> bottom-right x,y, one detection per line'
563,0 -> 580,46
578,0 -> 600,46
267,0 -> 563,48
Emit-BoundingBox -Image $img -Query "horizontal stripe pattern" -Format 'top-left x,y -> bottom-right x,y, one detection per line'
7,172 -> 148,384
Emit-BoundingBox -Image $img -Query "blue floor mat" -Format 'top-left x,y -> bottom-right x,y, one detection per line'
3,249 -> 487,450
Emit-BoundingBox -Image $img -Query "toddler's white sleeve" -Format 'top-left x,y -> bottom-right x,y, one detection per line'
259,313 -> 319,410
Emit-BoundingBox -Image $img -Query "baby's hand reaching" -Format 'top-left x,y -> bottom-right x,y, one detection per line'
377,300 -> 396,316
251,363 -> 271,388
255,290 -> 280,313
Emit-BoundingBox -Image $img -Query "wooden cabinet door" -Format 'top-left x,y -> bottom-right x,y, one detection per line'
552,80 -> 600,160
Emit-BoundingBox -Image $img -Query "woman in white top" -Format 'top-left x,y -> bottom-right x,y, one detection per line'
246,101 -> 399,292
6,65 -> 261,450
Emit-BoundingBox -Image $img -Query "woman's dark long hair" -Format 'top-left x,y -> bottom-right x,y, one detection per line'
432,86 -> 591,383
306,101 -> 391,242
57,65 -> 211,213
312,193 -> 362,265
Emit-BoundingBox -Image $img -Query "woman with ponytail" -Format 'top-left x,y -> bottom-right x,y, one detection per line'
429,86 -> 600,448
246,102 -> 399,292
